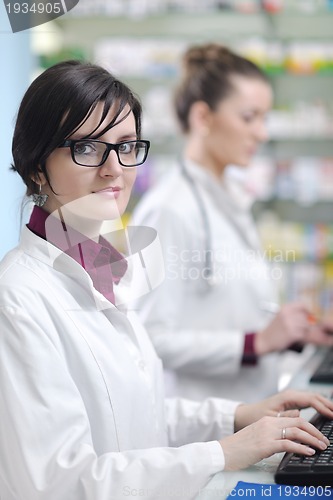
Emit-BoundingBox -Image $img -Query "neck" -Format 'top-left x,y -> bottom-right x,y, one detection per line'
56,206 -> 103,242
184,140 -> 227,179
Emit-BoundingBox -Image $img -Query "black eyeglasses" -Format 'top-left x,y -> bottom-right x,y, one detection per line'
59,139 -> 150,167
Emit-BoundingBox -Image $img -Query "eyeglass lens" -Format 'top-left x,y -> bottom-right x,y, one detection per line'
72,140 -> 147,167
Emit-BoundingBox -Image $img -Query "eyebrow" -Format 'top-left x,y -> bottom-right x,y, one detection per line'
69,134 -> 138,142
116,134 -> 138,142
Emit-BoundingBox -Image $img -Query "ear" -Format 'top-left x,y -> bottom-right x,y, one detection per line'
30,168 -> 47,187
188,101 -> 212,135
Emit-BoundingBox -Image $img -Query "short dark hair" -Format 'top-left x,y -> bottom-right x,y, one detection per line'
174,43 -> 270,133
11,60 -> 143,196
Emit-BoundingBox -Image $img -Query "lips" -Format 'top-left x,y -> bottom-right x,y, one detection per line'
94,187 -> 121,194
93,187 -> 122,199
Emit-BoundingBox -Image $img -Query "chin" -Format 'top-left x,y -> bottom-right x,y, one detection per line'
94,205 -> 125,221
233,159 -> 250,168
64,197 -> 125,221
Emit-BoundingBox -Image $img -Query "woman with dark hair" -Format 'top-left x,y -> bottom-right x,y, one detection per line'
0,59 -> 332,500
133,43 -> 333,403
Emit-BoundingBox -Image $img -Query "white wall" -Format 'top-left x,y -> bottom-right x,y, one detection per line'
0,2 -> 32,259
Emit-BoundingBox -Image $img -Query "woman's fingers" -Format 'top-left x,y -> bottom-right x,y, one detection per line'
220,415 -> 330,472
309,394 -> 333,418
234,389 -> 333,431
272,389 -> 333,419
275,409 -> 300,418
277,418 -> 329,449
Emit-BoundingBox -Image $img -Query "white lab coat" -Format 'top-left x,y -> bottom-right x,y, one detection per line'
132,160 -> 279,403
0,225 -> 240,500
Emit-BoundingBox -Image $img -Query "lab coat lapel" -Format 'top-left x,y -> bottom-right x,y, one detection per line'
92,290 -> 142,350
185,161 -> 262,251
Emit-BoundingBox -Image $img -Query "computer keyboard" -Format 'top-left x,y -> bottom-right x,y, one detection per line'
275,411 -> 333,486
310,347 -> 333,383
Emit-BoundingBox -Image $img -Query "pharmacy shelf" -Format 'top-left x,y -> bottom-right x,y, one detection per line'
264,140 -> 333,159
253,199 -> 333,224
55,10 -> 333,56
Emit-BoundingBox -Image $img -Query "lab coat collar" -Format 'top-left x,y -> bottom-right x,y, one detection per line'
181,158 -> 261,251
20,223 -> 165,313
182,158 -> 253,212
20,226 -> 116,312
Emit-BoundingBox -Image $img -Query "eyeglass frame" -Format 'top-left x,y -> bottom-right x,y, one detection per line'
58,138 -> 150,168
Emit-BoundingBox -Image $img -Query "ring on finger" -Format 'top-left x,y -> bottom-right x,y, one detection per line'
281,427 -> 287,440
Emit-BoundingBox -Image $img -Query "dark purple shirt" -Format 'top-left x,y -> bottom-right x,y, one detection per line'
27,206 -> 127,305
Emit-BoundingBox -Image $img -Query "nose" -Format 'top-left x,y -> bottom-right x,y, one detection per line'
99,149 -> 123,178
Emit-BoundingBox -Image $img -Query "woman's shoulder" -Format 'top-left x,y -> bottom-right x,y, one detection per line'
0,241 -> 50,297
0,244 -> 27,283
0,228 -> 70,301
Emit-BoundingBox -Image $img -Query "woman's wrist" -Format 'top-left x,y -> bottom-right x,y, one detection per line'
234,402 -> 248,432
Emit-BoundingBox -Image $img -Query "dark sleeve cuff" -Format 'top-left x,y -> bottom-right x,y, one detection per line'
242,332 -> 258,366
288,342 -> 304,353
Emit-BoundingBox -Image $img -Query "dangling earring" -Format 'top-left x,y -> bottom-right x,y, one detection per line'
32,184 -> 48,207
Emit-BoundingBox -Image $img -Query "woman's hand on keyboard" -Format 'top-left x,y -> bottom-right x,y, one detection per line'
234,389 -> 333,430
219,414 -> 330,471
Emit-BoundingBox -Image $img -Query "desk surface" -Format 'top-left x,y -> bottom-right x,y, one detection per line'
199,347 -> 333,500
